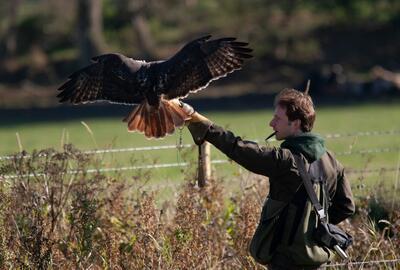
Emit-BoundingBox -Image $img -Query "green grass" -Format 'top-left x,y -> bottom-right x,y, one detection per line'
2,103 -> 399,153
1,102 -> 400,196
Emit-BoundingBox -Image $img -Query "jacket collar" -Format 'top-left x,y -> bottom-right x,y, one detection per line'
280,132 -> 326,162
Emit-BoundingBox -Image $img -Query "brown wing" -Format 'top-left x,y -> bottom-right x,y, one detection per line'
57,53 -> 145,105
158,35 -> 252,99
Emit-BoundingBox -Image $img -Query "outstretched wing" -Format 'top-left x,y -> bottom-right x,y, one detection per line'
57,53 -> 145,105
158,35 -> 252,99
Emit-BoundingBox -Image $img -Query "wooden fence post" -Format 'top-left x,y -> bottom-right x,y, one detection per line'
197,142 -> 211,187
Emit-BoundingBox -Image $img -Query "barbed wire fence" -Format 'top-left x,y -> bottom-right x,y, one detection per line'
0,131 -> 399,268
1,129 -> 400,180
1,129 -> 399,159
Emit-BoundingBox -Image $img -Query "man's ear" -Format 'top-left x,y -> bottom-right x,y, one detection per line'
293,119 -> 302,130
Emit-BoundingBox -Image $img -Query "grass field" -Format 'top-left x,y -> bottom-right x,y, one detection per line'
1,102 -> 400,196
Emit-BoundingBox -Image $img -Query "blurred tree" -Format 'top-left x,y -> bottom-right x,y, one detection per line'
0,0 -> 399,88
77,0 -> 107,65
115,0 -> 156,59
3,0 -> 21,58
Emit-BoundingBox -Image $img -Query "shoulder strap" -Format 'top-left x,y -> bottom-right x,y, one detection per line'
293,154 -> 327,223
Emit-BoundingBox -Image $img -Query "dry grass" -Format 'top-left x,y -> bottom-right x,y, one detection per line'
0,145 -> 399,269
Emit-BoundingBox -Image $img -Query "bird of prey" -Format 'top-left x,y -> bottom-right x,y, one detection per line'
57,35 -> 252,138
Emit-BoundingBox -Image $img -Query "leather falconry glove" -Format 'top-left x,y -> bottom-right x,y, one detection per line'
178,101 -> 211,123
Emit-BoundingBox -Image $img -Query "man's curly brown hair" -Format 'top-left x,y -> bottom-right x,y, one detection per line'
274,88 -> 315,132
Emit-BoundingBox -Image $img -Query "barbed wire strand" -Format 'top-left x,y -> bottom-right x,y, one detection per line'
335,147 -> 400,156
322,258 -> 400,268
0,160 -> 229,179
0,130 -> 400,160
346,167 -> 400,175
323,129 -> 400,139
0,135 -> 400,160
1,145 -> 398,164
0,144 -> 194,161
2,159 -> 399,180
263,129 -> 400,142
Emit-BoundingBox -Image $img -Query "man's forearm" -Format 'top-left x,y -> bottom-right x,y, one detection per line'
187,121 -> 285,177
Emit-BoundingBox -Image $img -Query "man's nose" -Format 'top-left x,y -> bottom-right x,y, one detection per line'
269,119 -> 274,127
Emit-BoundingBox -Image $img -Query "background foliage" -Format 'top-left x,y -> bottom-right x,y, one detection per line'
0,0 -> 399,106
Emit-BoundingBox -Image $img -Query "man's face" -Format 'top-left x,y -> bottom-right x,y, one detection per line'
269,105 -> 301,140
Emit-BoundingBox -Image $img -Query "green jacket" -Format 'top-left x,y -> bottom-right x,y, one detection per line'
188,121 -> 355,267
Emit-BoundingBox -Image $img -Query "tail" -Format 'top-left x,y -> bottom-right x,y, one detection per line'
123,99 -> 191,138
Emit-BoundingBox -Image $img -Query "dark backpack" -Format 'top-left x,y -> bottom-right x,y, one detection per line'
294,154 -> 353,259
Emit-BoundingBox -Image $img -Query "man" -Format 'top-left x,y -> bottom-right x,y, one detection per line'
182,88 -> 355,269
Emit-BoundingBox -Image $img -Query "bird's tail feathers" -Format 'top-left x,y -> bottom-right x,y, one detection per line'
124,99 -> 191,138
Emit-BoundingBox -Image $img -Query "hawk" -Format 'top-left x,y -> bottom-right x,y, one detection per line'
57,35 -> 252,138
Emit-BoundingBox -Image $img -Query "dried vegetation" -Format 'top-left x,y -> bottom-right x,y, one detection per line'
0,145 -> 399,269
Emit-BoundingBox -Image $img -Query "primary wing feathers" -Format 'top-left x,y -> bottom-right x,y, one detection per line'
57,53 -> 145,105
160,36 -> 252,99
57,36 -> 252,139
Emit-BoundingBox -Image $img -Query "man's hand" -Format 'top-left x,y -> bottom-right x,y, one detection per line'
179,101 -> 211,123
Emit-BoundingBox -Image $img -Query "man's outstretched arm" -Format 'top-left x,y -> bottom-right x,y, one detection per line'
183,106 -> 293,178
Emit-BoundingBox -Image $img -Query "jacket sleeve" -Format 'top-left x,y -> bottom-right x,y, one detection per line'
328,161 -> 356,224
187,122 -> 292,178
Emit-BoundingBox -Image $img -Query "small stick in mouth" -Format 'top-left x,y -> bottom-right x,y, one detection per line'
265,131 -> 277,142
